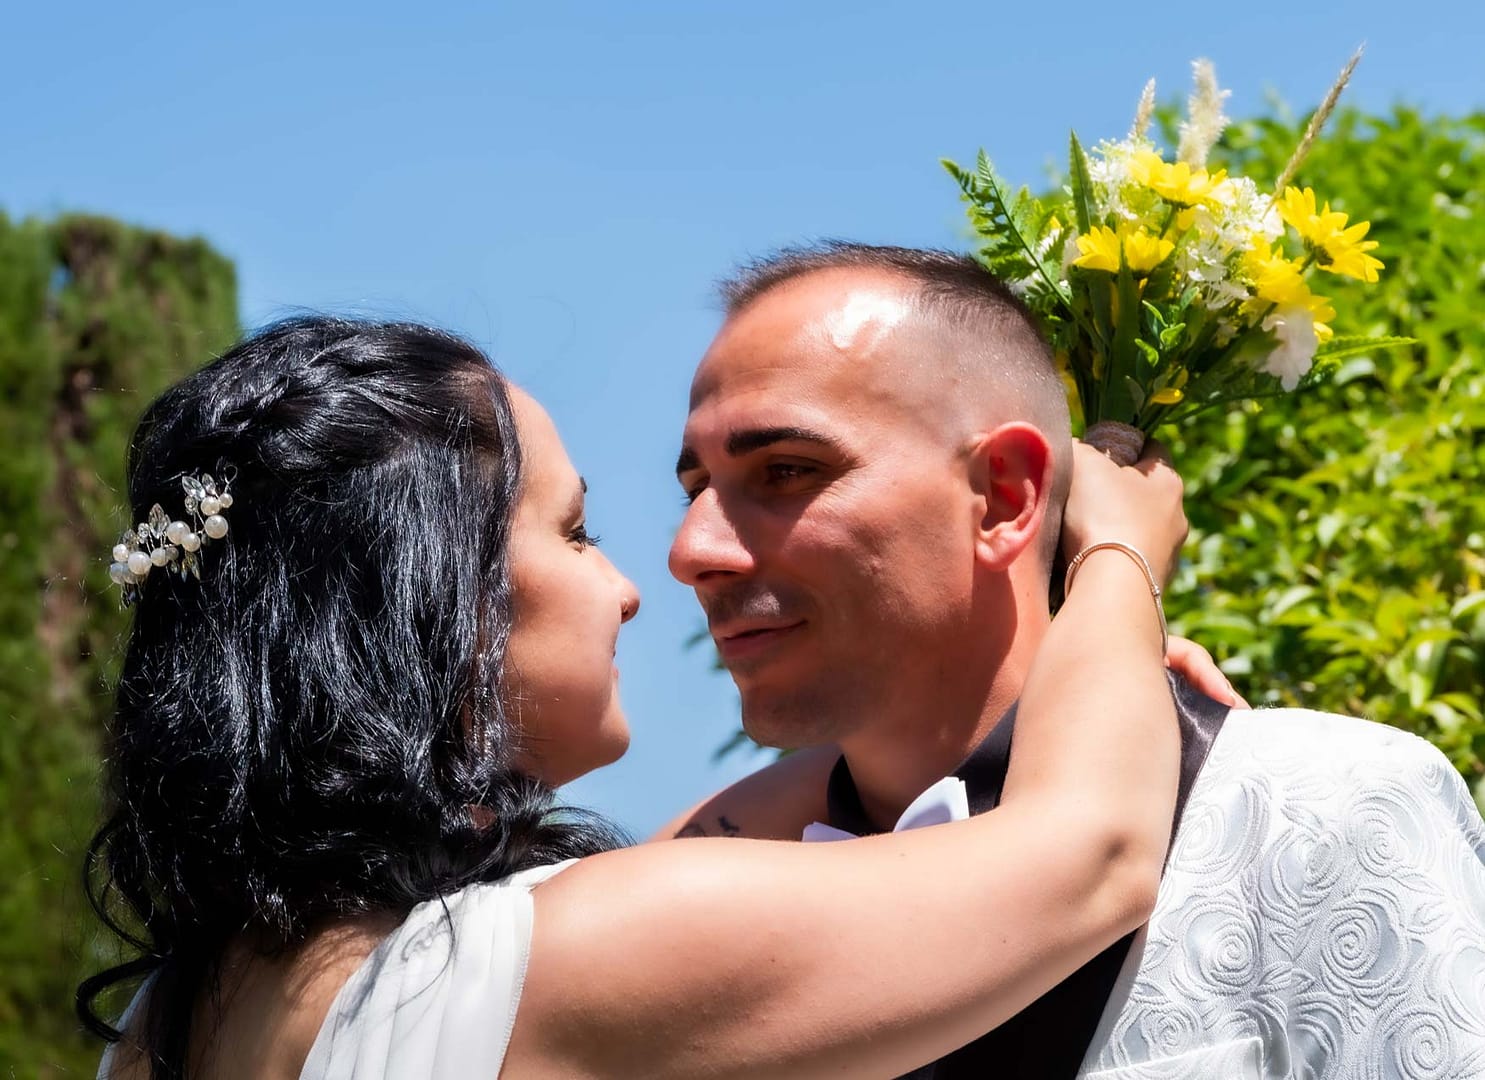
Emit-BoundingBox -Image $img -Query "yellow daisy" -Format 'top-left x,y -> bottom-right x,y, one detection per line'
1123,230 -> 1176,273
1128,150 -> 1229,209
1072,226 -> 1122,273
1072,226 -> 1174,275
1242,242 -> 1307,304
1242,241 -> 1335,335
1276,187 -> 1384,283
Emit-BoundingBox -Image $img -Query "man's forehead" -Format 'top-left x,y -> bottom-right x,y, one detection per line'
691,270 -> 927,404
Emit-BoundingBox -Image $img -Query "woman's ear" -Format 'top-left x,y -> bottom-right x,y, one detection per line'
967,422 -> 1055,571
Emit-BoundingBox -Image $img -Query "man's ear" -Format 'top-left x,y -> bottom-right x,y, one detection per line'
967,422 -> 1054,572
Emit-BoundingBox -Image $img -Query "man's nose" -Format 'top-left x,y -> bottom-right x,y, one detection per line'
668,488 -> 755,587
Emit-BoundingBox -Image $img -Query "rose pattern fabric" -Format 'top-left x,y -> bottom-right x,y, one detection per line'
1079,709 -> 1485,1079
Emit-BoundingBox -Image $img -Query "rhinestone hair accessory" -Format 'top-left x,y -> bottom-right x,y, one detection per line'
108,468 -> 236,606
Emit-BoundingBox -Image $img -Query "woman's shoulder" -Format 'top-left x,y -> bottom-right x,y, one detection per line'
102,859 -> 583,1080
300,858 -> 580,1079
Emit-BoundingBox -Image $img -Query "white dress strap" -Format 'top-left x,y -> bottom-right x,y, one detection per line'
301,859 -> 577,1079
95,973 -> 154,1079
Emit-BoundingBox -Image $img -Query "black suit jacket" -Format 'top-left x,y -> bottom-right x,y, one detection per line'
823,673 -> 1230,1079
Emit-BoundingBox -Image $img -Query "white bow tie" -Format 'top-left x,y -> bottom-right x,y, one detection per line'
802,775 -> 970,842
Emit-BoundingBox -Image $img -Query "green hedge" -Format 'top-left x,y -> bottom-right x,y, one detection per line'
0,212 -> 237,1074
1156,106 -> 1485,808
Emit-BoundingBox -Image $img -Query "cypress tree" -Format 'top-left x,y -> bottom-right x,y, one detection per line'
0,211 -> 238,1073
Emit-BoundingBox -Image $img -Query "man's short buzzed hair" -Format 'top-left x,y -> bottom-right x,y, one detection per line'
718,241 -> 1073,573
722,241 -> 1035,330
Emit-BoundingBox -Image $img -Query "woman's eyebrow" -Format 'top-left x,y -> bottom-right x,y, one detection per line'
565,477 -> 587,521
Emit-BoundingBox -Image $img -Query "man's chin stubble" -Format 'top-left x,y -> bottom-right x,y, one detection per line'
739,686 -> 863,750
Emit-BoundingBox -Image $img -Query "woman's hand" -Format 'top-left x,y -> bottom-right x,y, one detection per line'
1061,438 -> 1187,587
1167,636 -> 1250,709
1060,438 -> 1246,707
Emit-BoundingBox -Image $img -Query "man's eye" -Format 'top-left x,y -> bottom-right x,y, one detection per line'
568,524 -> 602,548
764,463 -> 815,485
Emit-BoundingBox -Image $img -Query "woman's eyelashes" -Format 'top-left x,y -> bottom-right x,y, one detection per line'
568,523 -> 602,548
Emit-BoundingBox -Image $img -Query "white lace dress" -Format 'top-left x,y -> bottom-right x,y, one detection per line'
301,860 -> 575,1079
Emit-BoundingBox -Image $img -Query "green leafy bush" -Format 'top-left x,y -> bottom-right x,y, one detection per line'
1156,106 -> 1485,807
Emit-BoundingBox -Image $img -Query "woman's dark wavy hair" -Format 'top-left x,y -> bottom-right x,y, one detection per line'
78,316 -> 626,1077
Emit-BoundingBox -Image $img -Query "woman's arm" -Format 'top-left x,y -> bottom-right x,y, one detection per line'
649,634 -> 1240,846
507,442 -> 1185,1080
650,656 -> 1235,850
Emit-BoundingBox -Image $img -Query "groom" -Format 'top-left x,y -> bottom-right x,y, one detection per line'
662,242 -> 1485,1078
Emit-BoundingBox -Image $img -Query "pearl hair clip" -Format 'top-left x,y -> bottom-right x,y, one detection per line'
108,468 -> 236,606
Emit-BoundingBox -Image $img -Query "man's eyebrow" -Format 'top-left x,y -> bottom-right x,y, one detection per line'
726,426 -> 841,457
675,427 -> 842,479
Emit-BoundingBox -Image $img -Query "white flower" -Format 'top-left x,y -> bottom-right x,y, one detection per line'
1061,233 -> 1080,277
1172,205 -> 1248,313
1085,140 -> 1136,190
1217,176 -> 1283,244
1261,306 -> 1320,390
1086,138 -> 1157,225
1212,316 -> 1242,347
1166,174 -> 1285,320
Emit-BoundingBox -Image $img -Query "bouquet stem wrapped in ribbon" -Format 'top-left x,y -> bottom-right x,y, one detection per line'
945,51 -> 1411,464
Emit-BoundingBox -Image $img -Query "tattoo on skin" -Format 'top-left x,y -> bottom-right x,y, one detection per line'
675,815 -> 745,839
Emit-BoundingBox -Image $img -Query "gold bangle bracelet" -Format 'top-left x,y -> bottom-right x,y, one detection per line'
1063,541 -> 1169,655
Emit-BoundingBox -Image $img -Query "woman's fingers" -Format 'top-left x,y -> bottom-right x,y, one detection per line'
1136,437 -> 1174,472
1062,440 -> 1188,583
1164,636 -> 1250,709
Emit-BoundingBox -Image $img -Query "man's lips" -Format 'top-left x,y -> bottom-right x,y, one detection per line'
713,621 -> 806,662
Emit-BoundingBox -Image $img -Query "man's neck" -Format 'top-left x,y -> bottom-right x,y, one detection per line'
836,613 -> 1047,831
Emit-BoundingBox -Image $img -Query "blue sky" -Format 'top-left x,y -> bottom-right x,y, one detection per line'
6,1 -> 1480,834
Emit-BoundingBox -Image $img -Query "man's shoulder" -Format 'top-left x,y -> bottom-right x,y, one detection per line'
1220,705 -> 1443,768
1096,707 -> 1485,1076
650,745 -> 838,842
1204,706 -> 1471,812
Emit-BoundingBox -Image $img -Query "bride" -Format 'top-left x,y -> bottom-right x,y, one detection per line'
84,315 -> 1189,1078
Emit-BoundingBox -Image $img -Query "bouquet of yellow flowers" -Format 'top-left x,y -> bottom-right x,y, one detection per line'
944,52 -> 1410,463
